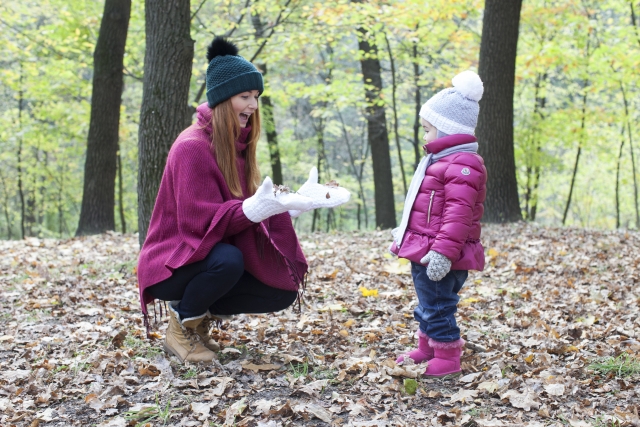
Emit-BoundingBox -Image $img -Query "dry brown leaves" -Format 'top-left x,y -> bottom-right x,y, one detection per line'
1,224 -> 639,426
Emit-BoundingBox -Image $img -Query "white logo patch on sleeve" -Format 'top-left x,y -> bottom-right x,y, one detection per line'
461,168 -> 471,176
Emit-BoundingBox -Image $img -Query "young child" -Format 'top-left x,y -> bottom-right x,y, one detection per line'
389,70 -> 487,378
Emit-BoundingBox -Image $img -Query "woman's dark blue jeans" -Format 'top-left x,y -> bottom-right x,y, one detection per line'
147,243 -> 298,320
411,262 -> 468,342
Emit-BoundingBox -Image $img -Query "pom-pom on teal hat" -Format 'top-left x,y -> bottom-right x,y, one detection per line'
206,37 -> 264,108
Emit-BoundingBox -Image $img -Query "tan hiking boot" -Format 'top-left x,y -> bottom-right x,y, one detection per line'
163,303 -> 216,364
194,314 -> 220,352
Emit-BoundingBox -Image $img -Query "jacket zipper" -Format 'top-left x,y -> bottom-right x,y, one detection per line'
427,190 -> 435,224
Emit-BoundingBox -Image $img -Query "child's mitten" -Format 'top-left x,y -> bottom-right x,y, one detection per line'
243,176 -> 314,223
420,250 -> 452,281
288,167 -> 351,217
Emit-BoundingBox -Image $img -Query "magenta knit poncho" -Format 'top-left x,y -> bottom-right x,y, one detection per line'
137,103 -> 308,316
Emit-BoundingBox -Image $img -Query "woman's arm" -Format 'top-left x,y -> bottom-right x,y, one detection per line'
168,140 -> 254,265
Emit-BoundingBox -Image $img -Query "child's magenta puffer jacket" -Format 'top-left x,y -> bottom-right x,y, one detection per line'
390,135 -> 487,271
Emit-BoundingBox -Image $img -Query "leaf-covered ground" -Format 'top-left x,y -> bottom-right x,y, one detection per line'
1,223 -> 640,427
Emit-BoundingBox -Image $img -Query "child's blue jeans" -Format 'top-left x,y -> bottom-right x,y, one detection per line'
411,262 -> 468,342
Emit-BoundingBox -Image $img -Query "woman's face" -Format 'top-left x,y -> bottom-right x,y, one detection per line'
421,118 -> 438,144
230,90 -> 260,128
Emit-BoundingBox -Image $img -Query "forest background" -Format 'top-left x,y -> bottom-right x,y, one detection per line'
1,0 -> 639,241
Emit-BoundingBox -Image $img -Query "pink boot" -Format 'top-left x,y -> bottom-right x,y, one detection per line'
396,330 -> 433,364
423,338 -> 465,378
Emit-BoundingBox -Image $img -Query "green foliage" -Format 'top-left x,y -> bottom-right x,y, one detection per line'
182,367 -> 198,379
588,353 -> 640,377
124,394 -> 177,426
124,331 -> 163,359
0,0 -> 144,238
515,0 -> 640,228
1,0 -> 639,238
288,361 -> 310,378
403,378 -> 418,395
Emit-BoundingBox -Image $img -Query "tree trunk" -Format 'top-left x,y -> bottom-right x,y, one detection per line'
524,72 -> 547,221
412,40 -> 422,169
562,91 -> 588,225
251,14 -> 283,186
76,0 -> 131,236
338,112 -> 369,230
311,117 -> 327,232
477,0 -> 523,223
530,165 -> 541,221
117,145 -> 126,233
358,28 -> 396,229
616,125 -> 625,229
631,1 -> 640,47
383,32 -> 407,195
0,172 -> 12,239
17,64 -> 25,239
619,81 -> 640,228
137,0 -> 194,245
257,68 -> 283,186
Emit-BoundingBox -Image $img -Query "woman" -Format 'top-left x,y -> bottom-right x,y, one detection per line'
137,37 -> 349,363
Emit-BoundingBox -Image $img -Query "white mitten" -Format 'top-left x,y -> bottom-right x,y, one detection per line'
288,167 -> 351,218
420,250 -> 452,281
243,176 -> 314,223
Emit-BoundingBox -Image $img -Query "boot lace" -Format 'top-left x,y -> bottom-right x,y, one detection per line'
198,317 -> 215,340
180,323 -> 206,358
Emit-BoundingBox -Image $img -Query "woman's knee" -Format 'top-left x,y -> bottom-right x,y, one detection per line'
205,243 -> 244,278
273,290 -> 298,312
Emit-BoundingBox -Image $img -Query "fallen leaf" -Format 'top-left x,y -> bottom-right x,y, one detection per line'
191,401 -> 213,419
297,379 -> 329,398
477,381 -> 500,393
241,363 -> 281,373
459,372 -> 483,383
138,365 -> 160,376
544,383 -> 565,396
253,399 -> 278,415
35,408 -> 55,422
318,303 -> 344,312
212,377 -> 235,396
403,378 -> 418,395
450,389 -> 478,403
96,417 -> 127,427
292,402 -> 332,423
358,286 -> 378,297
500,389 -> 540,411
224,397 -> 247,426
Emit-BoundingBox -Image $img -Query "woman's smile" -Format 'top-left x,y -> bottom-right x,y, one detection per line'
231,91 -> 260,128
239,112 -> 251,125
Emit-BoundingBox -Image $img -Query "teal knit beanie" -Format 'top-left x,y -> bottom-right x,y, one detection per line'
206,37 -> 264,108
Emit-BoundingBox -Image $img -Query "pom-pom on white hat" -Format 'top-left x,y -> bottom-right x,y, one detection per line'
419,70 -> 484,135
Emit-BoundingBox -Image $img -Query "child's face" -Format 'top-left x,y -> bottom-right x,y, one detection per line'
421,118 -> 438,144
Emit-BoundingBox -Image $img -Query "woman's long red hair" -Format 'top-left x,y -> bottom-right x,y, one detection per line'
209,99 -> 261,197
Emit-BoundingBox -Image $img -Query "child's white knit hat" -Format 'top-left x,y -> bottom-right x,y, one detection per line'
419,70 -> 484,135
